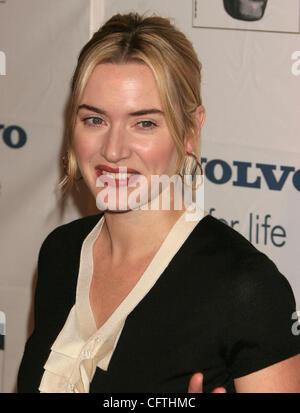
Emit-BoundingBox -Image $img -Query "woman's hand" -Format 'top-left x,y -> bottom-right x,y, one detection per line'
188,372 -> 226,393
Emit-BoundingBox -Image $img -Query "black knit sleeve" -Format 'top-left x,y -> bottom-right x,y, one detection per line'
222,252 -> 300,379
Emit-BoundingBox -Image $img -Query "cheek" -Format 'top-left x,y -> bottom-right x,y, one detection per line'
138,138 -> 178,171
73,131 -> 96,161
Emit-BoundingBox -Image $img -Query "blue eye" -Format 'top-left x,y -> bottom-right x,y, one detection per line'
82,117 -> 103,127
137,120 -> 157,129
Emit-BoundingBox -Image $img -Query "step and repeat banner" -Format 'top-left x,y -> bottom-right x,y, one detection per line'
0,0 -> 299,392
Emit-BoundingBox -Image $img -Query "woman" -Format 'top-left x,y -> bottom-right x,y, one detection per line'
18,12 -> 300,393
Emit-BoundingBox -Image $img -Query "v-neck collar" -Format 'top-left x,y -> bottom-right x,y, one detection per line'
76,204 -> 207,342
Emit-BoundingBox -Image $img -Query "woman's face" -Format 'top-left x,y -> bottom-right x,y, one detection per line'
73,62 -> 180,211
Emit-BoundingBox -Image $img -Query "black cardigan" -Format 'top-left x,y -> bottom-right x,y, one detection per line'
18,213 -> 300,393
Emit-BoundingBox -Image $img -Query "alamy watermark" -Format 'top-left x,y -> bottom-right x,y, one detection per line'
291,51 -> 300,76
95,167 -> 205,222
0,51 -> 6,76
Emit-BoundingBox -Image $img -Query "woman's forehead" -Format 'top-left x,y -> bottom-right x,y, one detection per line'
81,63 -> 163,111
87,62 -> 155,87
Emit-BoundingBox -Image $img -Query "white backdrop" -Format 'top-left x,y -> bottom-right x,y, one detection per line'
0,0 -> 299,393
0,0 -> 91,392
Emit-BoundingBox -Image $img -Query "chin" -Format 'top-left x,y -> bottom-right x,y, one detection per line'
94,189 -> 137,212
94,176 -> 151,212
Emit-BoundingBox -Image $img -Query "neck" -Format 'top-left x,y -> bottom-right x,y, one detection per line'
100,202 -> 187,266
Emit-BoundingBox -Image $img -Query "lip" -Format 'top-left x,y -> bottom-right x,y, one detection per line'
95,164 -> 140,174
95,164 -> 142,187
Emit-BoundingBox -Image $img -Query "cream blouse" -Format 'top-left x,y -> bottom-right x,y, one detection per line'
39,204 -> 206,393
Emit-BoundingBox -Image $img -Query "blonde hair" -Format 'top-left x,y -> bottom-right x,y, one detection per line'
59,12 -> 203,193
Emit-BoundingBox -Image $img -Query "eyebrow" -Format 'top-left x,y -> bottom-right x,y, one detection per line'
77,104 -> 164,117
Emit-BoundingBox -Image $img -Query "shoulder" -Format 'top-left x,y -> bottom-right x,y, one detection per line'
190,213 -> 263,270
36,213 -> 103,287
39,212 -> 103,259
43,212 -> 103,242
33,213 -> 104,323
194,213 -> 258,256
190,214 -> 294,302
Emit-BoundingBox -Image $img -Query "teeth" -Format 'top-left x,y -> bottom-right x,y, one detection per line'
101,170 -> 136,179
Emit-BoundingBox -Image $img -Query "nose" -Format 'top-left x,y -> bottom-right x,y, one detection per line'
100,123 -> 131,163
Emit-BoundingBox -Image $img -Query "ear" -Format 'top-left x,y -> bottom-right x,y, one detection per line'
184,105 -> 206,153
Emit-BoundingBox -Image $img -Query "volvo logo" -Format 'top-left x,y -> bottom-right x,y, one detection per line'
0,124 -> 27,148
201,158 -> 300,191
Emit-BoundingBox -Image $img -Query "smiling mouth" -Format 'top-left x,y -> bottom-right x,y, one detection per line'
96,170 -> 137,179
95,166 -> 141,186
95,166 -> 140,177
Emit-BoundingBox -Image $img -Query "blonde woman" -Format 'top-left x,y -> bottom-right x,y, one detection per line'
18,12 -> 300,393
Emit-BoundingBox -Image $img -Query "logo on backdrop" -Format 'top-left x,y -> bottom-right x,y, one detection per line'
223,0 -> 268,22
209,207 -> 287,248
0,123 -> 27,198
201,157 -> 300,192
193,0 -> 300,34
0,51 -> 6,76
202,157 -> 298,248
0,124 -> 27,148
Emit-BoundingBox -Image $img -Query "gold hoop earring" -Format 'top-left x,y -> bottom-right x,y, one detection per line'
178,151 -> 203,190
62,152 -> 83,182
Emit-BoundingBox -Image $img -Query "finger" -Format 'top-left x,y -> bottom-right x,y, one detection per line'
188,372 -> 203,393
211,387 -> 226,393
